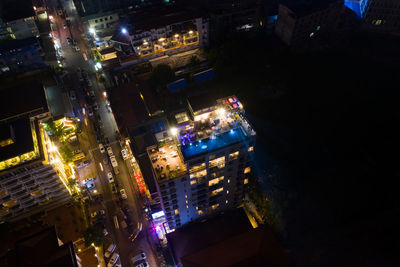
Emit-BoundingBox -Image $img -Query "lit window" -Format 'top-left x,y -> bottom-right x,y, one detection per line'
185,194 -> 187,198
244,178 -> 248,184
198,210 -> 203,215
248,146 -> 254,152
211,204 -> 219,210
174,209 -> 179,215
226,200 -> 228,204
209,156 -> 225,168
229,151 -> 239,160
209,176 -> 223,186
189,163 -> 206,173
227,179 -> 230,183
186,205 -> 189,209
211,187 -> 223,196
190,179 -> 197,185
310,32 -> 314,37
244,167 -> 251,174
226,190 -> 229,194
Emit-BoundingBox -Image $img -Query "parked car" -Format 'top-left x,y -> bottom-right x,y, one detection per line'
98,143 -> 105,153
107,147 -> 113,157
120,149 -> 127,160
120,189 -> 127,199
63,23 -> 67,29
86,79 -> 93,87
74,45 -> 80,52
108,252 -> 119,267
135,261 -> 149,267
90,210 -> 105,218
111,184 -> 117,194
107,172 -> 114,183
89,90 -> 95,98
104,244 -> 116,258
110,156 -> 118,168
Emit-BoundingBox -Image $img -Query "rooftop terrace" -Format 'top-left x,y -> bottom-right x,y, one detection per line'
148,141 -> 187,183
178,96 -> 255,158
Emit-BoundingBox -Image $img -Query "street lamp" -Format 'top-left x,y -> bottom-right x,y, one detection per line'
121,27 -> 134,52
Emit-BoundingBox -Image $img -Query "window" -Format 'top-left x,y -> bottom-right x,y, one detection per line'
229,151 -> 239,160
244,167 -> 251,174
209,156 -> 225,168
226,190 -> 229,194
110,16 -> 113,19
105,17 -> 108,21
174,209 -> 179,215
190,179 -> 197,185
190,169 -> 207,178
210,187 -> 223,196
208,176 -> 224,186
198,210 -> 203,215
226,200 -> 228,204
189,163 -> 206,173
244,178 -> 248,184
100,19 -> 103,22
248,146 -> 254,152
95,20 -> 98,23
211,204 -> 219,210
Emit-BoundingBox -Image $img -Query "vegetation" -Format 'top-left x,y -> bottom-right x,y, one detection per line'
59,144 -> 74,163
83,224 -> 104,247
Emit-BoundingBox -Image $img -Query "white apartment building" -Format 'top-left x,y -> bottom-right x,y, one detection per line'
147,96 -> 255,229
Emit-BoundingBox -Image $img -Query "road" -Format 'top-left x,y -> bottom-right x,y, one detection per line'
47,0 -> 162,266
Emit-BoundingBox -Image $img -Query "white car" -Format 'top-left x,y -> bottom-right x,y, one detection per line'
107,172 -> 114,183
121,149 -> 128,160
110,156 -> 118,168
131,252 -> 146,265
74,45 -> 80,52
99,143 -> 105,153
107,147 -> 113,157
104,244 -> 116,258
120,189 -> 127,199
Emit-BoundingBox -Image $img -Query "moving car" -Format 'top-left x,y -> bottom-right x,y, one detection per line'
104,244 -> 116,258
120,189 -> 127,199
121,149 -> 128,160
90,210 -> 105,218
107,172 -> 114,183
99,143 -> 105,153
129,223 -> 143,243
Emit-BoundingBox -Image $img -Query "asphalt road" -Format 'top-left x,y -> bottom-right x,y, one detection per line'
47,0 -> 162,266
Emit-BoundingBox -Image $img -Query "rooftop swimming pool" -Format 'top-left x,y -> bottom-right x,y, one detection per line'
180,127 -> 248,159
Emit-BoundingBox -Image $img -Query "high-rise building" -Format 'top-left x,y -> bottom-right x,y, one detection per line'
345,0 -> 400,32
147,96 -> 256,229
275,0 -> 343,46
0,83 -> 71,222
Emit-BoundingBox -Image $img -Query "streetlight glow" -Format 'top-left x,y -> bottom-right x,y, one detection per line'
170,127 -> 178,136
89,28 -> 95,34
121,28 -> 127,34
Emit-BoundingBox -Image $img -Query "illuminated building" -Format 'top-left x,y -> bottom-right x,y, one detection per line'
111,9 -> 209,61
275,0 -> 343,46
345,0 -> 400,32
147,96 -> 255,229
0,83 -> 71,222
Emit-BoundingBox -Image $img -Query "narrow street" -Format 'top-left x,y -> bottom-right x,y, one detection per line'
46,0 -> 162,266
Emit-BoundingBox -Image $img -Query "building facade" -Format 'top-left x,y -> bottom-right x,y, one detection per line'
0,37 -> 45,75
345,0 -> 400,32
275,0 -> 343,46
147,96 -> 255,229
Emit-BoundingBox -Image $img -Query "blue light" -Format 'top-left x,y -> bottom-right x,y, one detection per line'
189,142 -> 192,146
230,129 -> 234,134
121,27 -> 128,34
199,140 -> 202,143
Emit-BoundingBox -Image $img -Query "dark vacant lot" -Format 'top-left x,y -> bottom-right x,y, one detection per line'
206,31 -> 400,266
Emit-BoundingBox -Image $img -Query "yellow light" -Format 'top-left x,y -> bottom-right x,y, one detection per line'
174,34 -> 179,38
217,108 -> 226,116
159,37 -> 165,42
189,30 -> 193,34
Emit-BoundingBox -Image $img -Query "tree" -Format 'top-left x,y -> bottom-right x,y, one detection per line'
59,144 -> 74,163
98,75 -> 106,84
188,55 -> 200,71
149,63 -> 175,89
67,178 -> 77,188
83,224 -> 104,247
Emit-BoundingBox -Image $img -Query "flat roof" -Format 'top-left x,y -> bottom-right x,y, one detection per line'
0,0 -> 35,22
0,82 -> 48,121
0,37 -> 38,51
45,85 -> 66,117
281,0 -> 340,16
0,116 -> 34,162
167,208 -> 290,267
